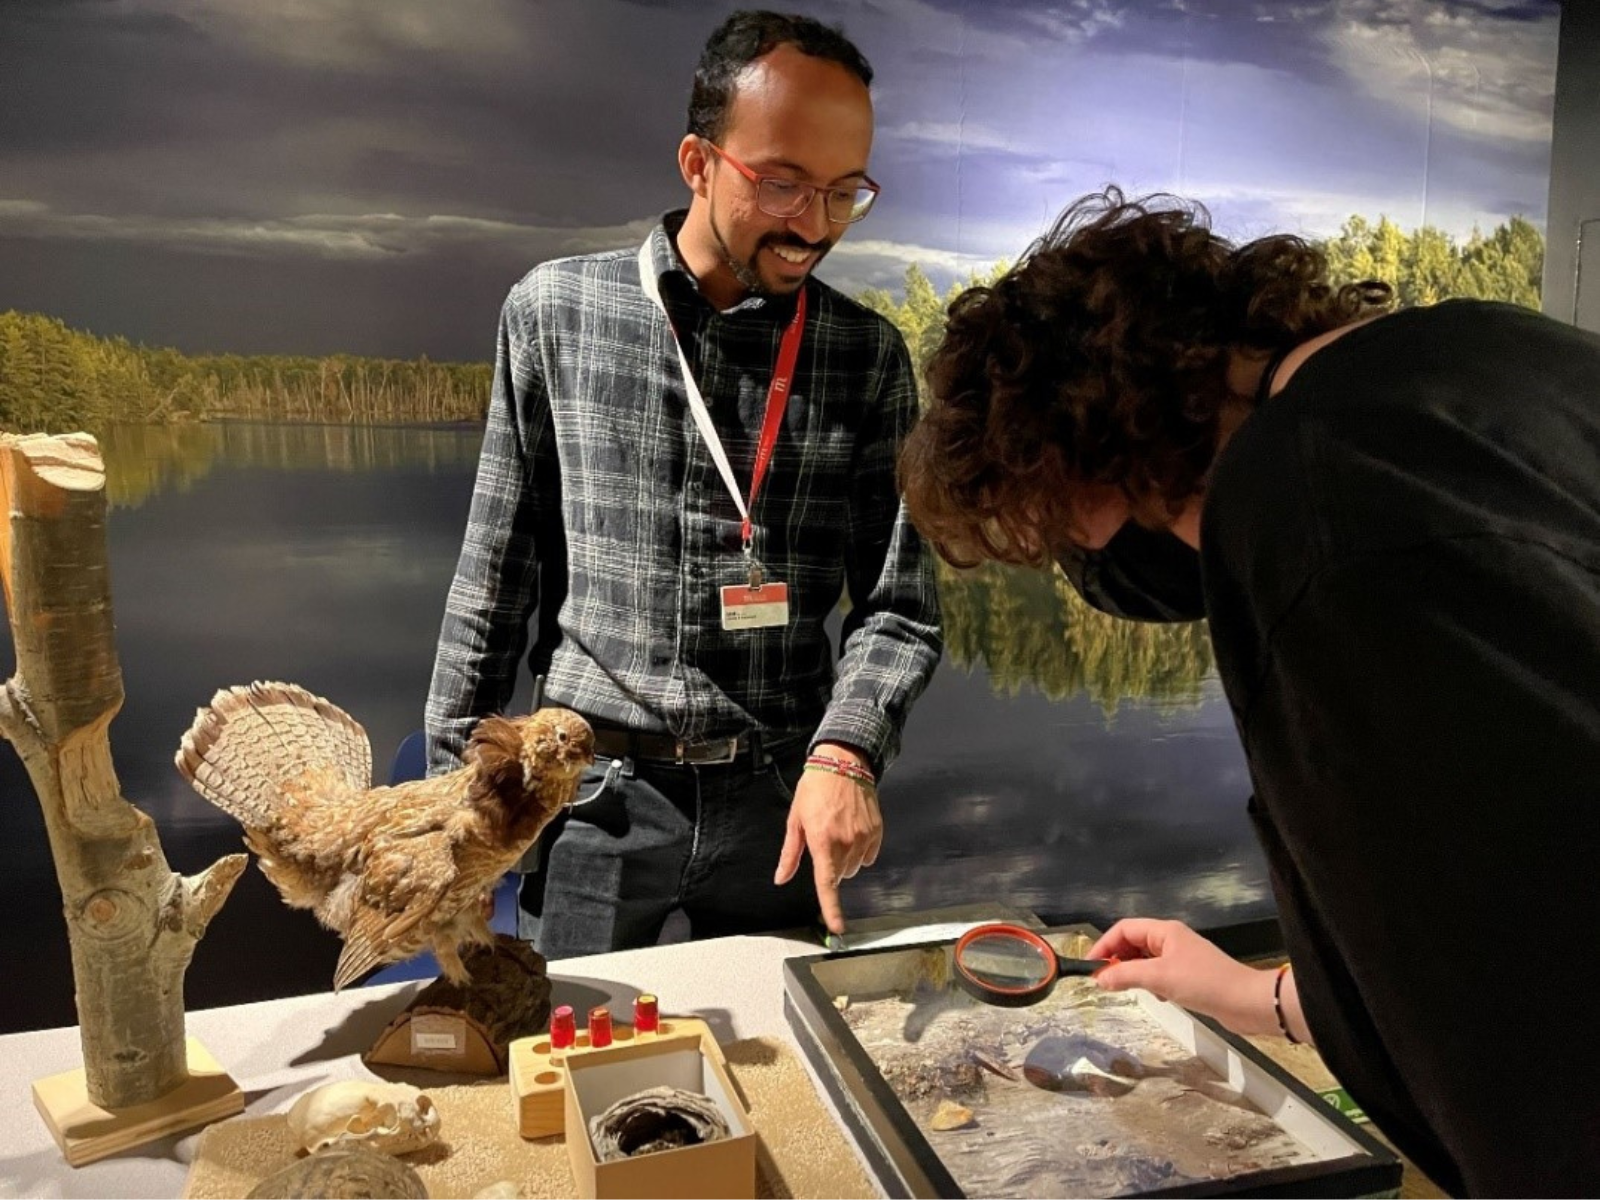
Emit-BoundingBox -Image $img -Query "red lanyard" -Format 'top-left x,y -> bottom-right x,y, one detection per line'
744,288 -> 807,545
638,239 -> 807,552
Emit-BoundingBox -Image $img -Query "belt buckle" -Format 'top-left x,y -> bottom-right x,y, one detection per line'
676,737 -> 740,765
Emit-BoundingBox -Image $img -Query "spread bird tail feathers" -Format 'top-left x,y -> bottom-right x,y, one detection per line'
175,681 -> 373,829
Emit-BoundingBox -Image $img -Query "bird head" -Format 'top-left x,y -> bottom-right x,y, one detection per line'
508,706 -> 595,786
463,707 -> 595,820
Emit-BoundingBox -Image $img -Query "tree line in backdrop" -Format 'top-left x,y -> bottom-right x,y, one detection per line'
0,213 -> 1547,708
0,213 -> 1546,434
0,324 -> 492,432
857,212 -> 1547,401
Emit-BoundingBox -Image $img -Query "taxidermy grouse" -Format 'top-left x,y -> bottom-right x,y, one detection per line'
175,682 -> 593,990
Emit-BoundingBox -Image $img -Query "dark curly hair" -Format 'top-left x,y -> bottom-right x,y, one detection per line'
688,11 -> 873,143
899,188 -> 1392,568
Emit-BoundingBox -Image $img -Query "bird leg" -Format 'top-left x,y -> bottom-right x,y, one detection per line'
433,938 -> 473,987
460,902 -> 495,948
430,899 -> 497,986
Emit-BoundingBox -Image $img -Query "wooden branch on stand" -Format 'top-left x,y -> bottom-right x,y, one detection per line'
0,431 -> 246,1166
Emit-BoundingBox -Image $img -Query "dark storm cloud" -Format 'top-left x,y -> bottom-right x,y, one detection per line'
0,0 -> 973,355
0,0 -> 715,223
0,3 -> 215,159
901,0 -> 1558,124
0,1 -> 724,354
0,0 -> 1561,359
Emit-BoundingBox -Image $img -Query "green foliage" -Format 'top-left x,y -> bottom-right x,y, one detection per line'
934,558 -> 1214,715
97,422 -> 218,509
93,420 -> 489,511
1320,213 -> 1544,309
0,311 -> 492,434
864,216 -> 1544,400
859,260 -> 1009,404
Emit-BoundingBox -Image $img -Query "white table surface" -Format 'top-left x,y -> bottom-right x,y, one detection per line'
0,934 -> 853,1199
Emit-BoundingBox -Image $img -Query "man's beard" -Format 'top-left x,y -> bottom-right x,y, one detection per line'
711,211 -> 830,296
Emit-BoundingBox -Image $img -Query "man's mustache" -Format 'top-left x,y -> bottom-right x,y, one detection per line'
761,234 -> 829,252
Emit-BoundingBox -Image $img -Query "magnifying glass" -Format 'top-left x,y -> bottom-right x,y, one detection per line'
952,923 -> 1116,1007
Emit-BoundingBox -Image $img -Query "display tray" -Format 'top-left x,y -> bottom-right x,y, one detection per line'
783,927 -> 1401,1199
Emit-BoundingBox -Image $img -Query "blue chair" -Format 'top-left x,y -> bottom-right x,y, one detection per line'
389,728 -> 428,789
363,731 -> 521,986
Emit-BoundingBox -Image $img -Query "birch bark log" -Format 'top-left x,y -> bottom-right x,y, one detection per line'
0,431 -> 245,1108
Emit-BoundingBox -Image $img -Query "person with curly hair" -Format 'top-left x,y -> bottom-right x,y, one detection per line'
900,189 -> 1600,1198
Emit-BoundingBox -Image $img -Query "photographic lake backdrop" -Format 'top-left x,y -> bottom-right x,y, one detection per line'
0,0 -> 1559,1031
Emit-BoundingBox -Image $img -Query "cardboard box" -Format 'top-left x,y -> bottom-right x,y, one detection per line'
562,1029 -> 755,1200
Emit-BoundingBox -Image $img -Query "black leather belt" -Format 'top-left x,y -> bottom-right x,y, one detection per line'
590,726 -> 757,766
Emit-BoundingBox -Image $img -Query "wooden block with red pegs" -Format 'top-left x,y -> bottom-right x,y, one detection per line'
508,996 -> 725,1139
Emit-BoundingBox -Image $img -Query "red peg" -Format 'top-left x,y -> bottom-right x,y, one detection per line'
634,993 -> 659,1034
588,1005 -> 613,1048
550,1004 -> 576,1051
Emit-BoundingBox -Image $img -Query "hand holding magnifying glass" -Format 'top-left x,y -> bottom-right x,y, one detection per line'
952,923 -> 1120,1007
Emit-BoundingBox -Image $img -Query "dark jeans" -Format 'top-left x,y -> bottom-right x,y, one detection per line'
517,738 -> 819,959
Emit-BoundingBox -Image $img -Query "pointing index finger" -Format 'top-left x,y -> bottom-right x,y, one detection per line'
812,857 -> 845,934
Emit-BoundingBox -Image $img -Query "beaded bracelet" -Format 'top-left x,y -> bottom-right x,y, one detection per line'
1273,963 -> 1300,1044
804,753 -> 876,788
812,755 -> 876,784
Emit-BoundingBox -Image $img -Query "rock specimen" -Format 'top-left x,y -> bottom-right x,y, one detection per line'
245,1145 -> 428,1199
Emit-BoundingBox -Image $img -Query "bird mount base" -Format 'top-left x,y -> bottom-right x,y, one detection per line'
363,935 -> 553,1076
31,1037 -> 244,1167
364,1004 -> 505,1075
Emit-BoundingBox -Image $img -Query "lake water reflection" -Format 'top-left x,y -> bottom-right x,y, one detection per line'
0,422 -> 1269,1032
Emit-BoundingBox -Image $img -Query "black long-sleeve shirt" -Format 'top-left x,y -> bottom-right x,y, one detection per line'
1071,300 -> 1600,1197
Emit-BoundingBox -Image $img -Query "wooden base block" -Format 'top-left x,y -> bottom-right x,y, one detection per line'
32,1037 -> 244,1167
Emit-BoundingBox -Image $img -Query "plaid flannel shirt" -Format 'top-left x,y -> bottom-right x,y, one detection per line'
425,212 -> 942,774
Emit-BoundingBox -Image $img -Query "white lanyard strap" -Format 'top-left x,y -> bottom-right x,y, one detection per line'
638,240 -> 751,534
637,239 -> 805,551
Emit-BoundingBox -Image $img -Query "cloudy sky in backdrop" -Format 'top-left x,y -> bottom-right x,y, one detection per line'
0,0 -> 1561,360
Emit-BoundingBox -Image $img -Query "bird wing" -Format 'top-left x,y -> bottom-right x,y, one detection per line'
332,827 -> 461,991
175,681 -> 373,830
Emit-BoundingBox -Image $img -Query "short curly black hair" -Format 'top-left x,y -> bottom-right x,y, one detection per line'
898,188 -> 1391,568
688,10 -> 873,143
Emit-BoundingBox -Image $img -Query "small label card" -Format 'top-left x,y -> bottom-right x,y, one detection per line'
720,581 -> 790,630
1318,1087 -> 1369,1124
411,1012 -> 466,1057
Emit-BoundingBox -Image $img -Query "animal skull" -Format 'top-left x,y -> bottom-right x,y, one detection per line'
286,1080 -> 441,1156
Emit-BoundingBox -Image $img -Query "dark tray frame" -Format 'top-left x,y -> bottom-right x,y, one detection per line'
783,935 -> 1403,1199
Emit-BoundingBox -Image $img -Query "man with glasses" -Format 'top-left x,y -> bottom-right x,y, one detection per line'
424,10 -> 942,959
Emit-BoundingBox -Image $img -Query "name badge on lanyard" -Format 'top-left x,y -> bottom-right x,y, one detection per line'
637,240 -> 804,631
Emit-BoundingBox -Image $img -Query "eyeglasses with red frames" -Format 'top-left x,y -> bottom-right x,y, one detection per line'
703,140 -> 880,224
